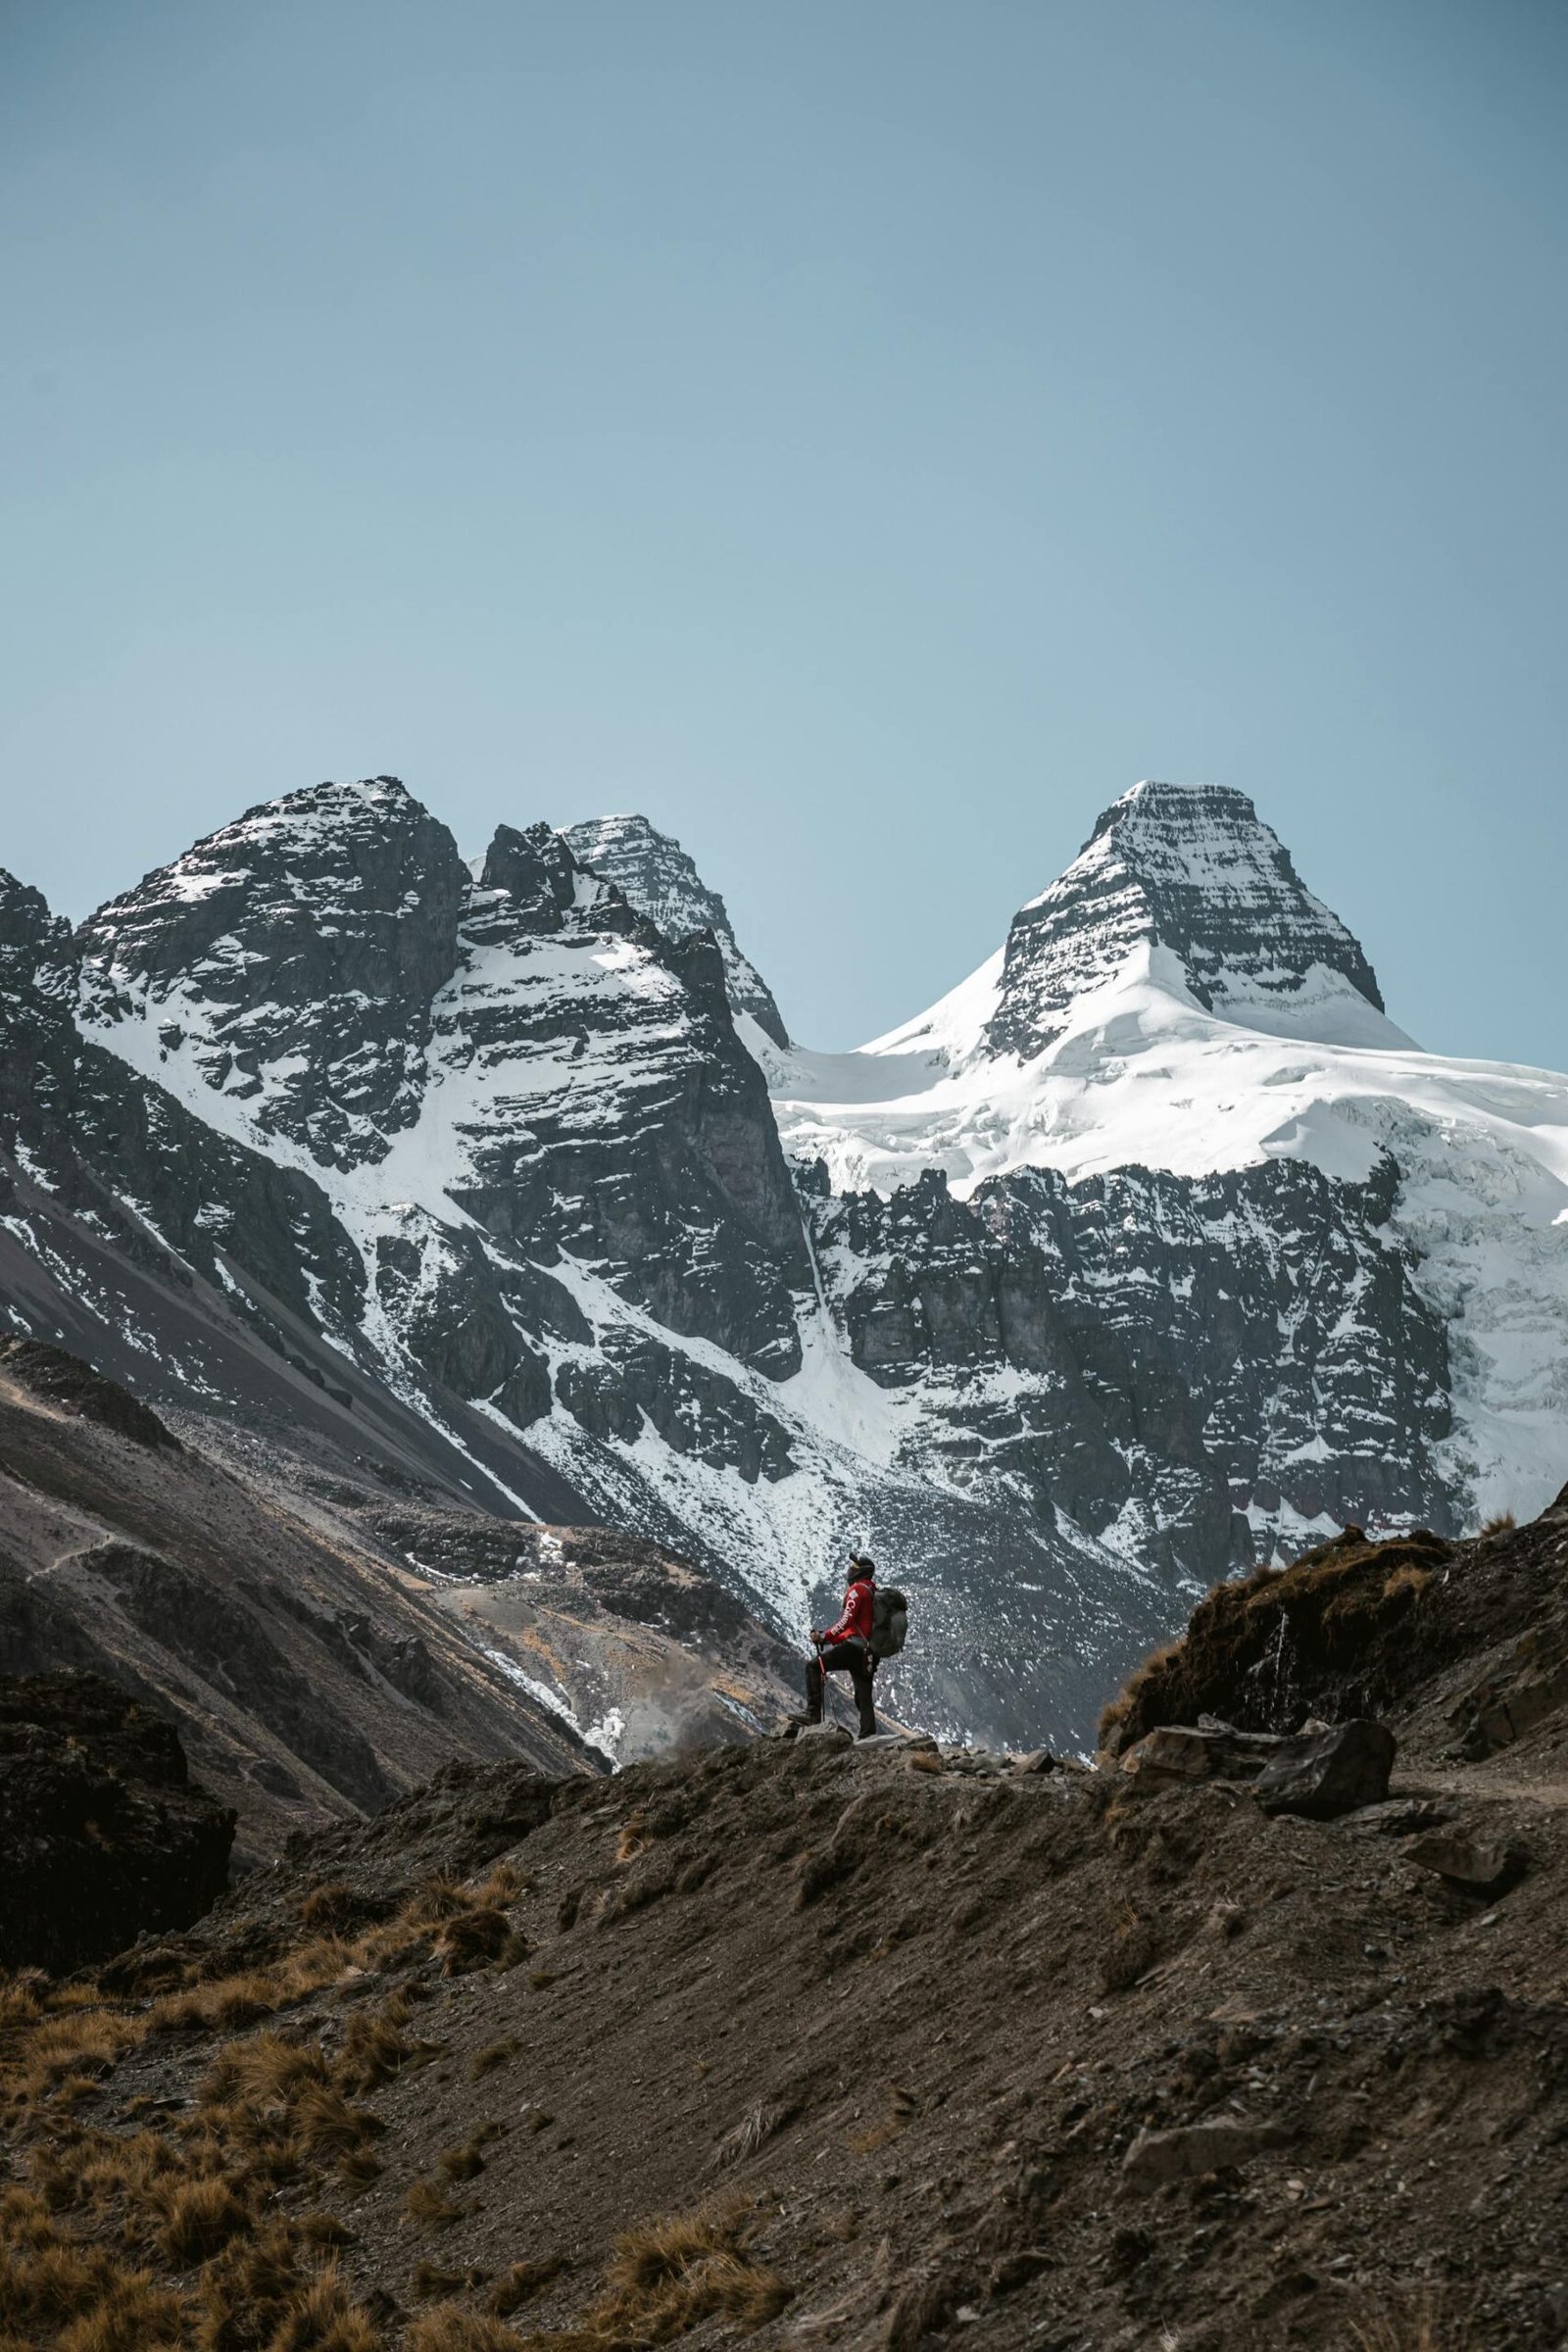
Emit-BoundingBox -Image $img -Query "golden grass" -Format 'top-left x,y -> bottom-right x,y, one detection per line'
255,2263 -> 382,2351
468,2037 -> 523,2082
404,2180 -> 472,2230
1479,1509 -> 1517,1538
435,1909 -> 529,1977
336,1999 -> 444,2094
0,1848 -> 549,2352
437,2122 -> 505,2181
514,2199 -> 791,2345
152,2175 -> 250,2265
405,2309 -> 529,2352
488,2257 -> 567,2317
1383,1564 -> 1433,1602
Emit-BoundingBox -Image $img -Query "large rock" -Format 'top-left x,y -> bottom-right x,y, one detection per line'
1251,1719 -> 1396,1819
1122,2116 -> 1282,2186
0,1671 -> 235,1972
1118,1720 -> 1285,1788
1403,1830 -> 1526,1894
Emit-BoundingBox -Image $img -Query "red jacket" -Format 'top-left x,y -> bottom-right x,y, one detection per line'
820,1574 -> 875,1646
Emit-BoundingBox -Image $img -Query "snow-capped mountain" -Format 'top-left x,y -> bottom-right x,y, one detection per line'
3,774 -> 1565,1750
760,782 -> 1568,1539
562,813 -> 789,1048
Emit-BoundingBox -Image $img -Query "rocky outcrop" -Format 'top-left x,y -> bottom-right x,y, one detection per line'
0,1670 -> 235,1971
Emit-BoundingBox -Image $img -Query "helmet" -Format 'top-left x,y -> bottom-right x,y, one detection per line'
849,1552 -> 877,1578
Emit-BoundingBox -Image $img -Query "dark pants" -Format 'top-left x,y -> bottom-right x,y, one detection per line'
806,1640 -> 877,1738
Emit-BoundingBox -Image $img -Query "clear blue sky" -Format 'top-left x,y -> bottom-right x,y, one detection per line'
3,1 -> 1565,1061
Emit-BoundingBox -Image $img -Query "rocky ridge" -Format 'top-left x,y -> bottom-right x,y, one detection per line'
562,810 -> 789,1047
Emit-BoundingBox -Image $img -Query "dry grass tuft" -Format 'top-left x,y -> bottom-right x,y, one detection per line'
487,2256 -> 568,2316
710,2100 -> 792,2173
404,2179 -> 472,2230
410,2262 -> 466,2299
292,2082 -> 382,2161
1383,1564 -> 1433,1602
408,1874 -> 473,1923
1100,1908 -> 1163,1994
512,2198 -> 792,2343
435,1910 -> 529,1976
336,2000 -> 443,2095
438,2122 -> 505,2181
152,2175 -> 250,2265
1349,2285 -> 1461,2351
474,1861 -> 526,1906
615,1811 -> 651,1864
295,1883 -> 365,1934
468,2037 -> 523,2082
257,2263 -> 382,2351
405,2309 -> 529,2352
1479,1510 -> 1517,1538
200,2032 -> 328,2117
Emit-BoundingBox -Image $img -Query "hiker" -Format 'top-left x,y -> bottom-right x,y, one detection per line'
803,1552 -> 885,1740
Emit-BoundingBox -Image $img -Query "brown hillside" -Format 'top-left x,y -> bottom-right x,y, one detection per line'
3,1491 -> 1567,2348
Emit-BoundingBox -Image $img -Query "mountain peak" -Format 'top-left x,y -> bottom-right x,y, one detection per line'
561,813 -> 788,1048
985,778 -> 1391,1059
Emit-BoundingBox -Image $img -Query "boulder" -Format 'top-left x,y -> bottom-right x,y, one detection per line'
1337,1797 -> 1451,1838
0,1670 -> 235,1973
1250,1720 -> 1396,1819
1403,1830 -> 1527,1894
1122,2116 -> 1282,2186
1118,1721 -> 1283,1788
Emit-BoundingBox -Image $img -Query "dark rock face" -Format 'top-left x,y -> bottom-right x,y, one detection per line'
75,777 -> 466,1171
0,1338 -> 179,1450
563,811 -> 790,1047
986,781 -> 1387,1059
445,824 -> 810,1377
805,1149 -> 1454,1585
0,1671 -> 235,1972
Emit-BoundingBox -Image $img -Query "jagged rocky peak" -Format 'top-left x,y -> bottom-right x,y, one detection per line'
561,812 -> 789,1048
74,777 -> 467,1171
985,779 -> 1393,1060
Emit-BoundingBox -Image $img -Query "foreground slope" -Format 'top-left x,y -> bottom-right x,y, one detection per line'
0,1342 -> 807,1854
3,1491 -> 1566,2350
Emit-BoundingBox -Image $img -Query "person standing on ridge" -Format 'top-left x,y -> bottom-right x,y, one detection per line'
803,1553 -> 882,1740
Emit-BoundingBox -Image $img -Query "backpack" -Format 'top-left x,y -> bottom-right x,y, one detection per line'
868,1586 -> 908,1659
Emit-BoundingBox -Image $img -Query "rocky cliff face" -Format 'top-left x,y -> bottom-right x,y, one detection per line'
562,811 -> 789,1047
2,773 -> 1564,1751
984,779 -> 1394,1059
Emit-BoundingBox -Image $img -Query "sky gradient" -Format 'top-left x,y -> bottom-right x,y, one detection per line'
3,1 -> 1565,1062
